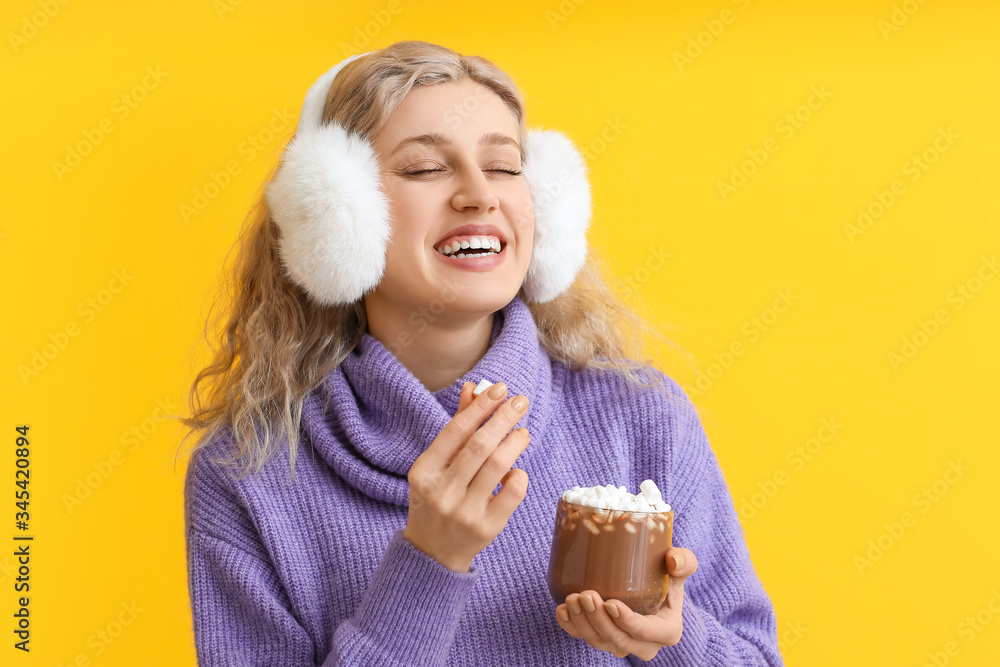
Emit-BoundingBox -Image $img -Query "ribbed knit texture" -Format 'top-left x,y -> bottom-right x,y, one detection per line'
184,296 -> 783,666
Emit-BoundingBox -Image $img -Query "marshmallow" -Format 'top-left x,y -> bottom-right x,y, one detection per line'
561,481 -> 671,513
640,479 -> 663,505
472,379 -> 493,397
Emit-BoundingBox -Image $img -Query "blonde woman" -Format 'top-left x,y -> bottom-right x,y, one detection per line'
181,40 -> 781,665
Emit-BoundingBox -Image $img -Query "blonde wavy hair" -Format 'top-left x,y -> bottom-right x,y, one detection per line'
177,40 -> 688,481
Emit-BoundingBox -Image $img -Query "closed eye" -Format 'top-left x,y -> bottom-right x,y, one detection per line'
401,168 -> 523,177
401,168 -> 444,176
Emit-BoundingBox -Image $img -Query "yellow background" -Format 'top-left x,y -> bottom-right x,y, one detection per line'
3,0 -> 998,664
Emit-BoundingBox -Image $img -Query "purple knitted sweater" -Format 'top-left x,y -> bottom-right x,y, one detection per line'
184,296 -> 782,665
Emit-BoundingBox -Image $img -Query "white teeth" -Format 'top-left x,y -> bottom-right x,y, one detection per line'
448,251 -> 498,259
436,235 -> 502,256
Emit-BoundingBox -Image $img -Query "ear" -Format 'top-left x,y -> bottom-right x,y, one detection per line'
521,128 -> 592,303
265,122 -> 392,307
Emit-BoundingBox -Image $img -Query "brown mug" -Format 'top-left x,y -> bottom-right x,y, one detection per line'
547,497 -> 674,615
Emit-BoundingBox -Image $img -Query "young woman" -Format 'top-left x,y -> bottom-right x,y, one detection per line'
181,40 -> 782,665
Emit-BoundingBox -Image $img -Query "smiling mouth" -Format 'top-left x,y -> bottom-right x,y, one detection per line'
434,235 -> 505,258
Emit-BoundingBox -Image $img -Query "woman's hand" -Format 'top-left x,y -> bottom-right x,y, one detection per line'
554,547 -> 699,661
404,381 -> 531,573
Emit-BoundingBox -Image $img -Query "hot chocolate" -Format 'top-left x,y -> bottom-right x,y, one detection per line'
547,482 -> 674,615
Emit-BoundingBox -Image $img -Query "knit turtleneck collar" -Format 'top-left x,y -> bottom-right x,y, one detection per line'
301,296 -> 555,507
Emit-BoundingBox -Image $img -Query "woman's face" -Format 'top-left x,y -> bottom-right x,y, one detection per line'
367,78 -> 534,321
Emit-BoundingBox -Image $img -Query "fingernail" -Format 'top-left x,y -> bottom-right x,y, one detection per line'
567,596 -> 582,614
604,602 -> 620,618
488,382 -> 507,399
557,608 -> 570,623
672,553 -> 685,571
580,594 -> 596,613
511,395 -> 528,412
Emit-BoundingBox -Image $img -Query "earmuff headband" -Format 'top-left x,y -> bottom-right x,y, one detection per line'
266,52 -> 591,306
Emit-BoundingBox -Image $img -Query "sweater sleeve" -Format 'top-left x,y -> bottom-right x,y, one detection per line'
327,529 -> 480,665
626,375 -> 783,666
185,446 -> 480,666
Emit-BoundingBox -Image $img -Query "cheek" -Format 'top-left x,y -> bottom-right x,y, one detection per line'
520,190 -> 535,227
382,181 -> 411,219
509,190 -> 535,242
381,184 -> 425,242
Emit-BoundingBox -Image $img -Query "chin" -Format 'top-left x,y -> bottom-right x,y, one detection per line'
451,284 -> 522,314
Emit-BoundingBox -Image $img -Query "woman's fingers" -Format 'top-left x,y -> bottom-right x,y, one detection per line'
665,547 -> 698,612
445,392 -> 529,488
554,549 -> 700,656
457,382 -> 475,413
467,425 -> 530,502
413,381 -> 509,475
563,592 -> 626,656
592,547 -> 698,649
484,467 -> 529,523
558,592 -> 662,659
581,592 -> 663,659
443,383 -> 476,467
555,602 -> 582,637
603,596 -> 681,650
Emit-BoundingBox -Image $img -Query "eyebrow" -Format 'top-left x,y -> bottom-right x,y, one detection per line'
388,131 -> 522,158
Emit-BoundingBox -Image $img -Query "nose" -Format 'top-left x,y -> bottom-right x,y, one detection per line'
451,165 -> 500,213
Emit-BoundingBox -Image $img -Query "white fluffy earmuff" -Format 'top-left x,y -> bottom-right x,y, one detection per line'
265,52 -> 591,307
